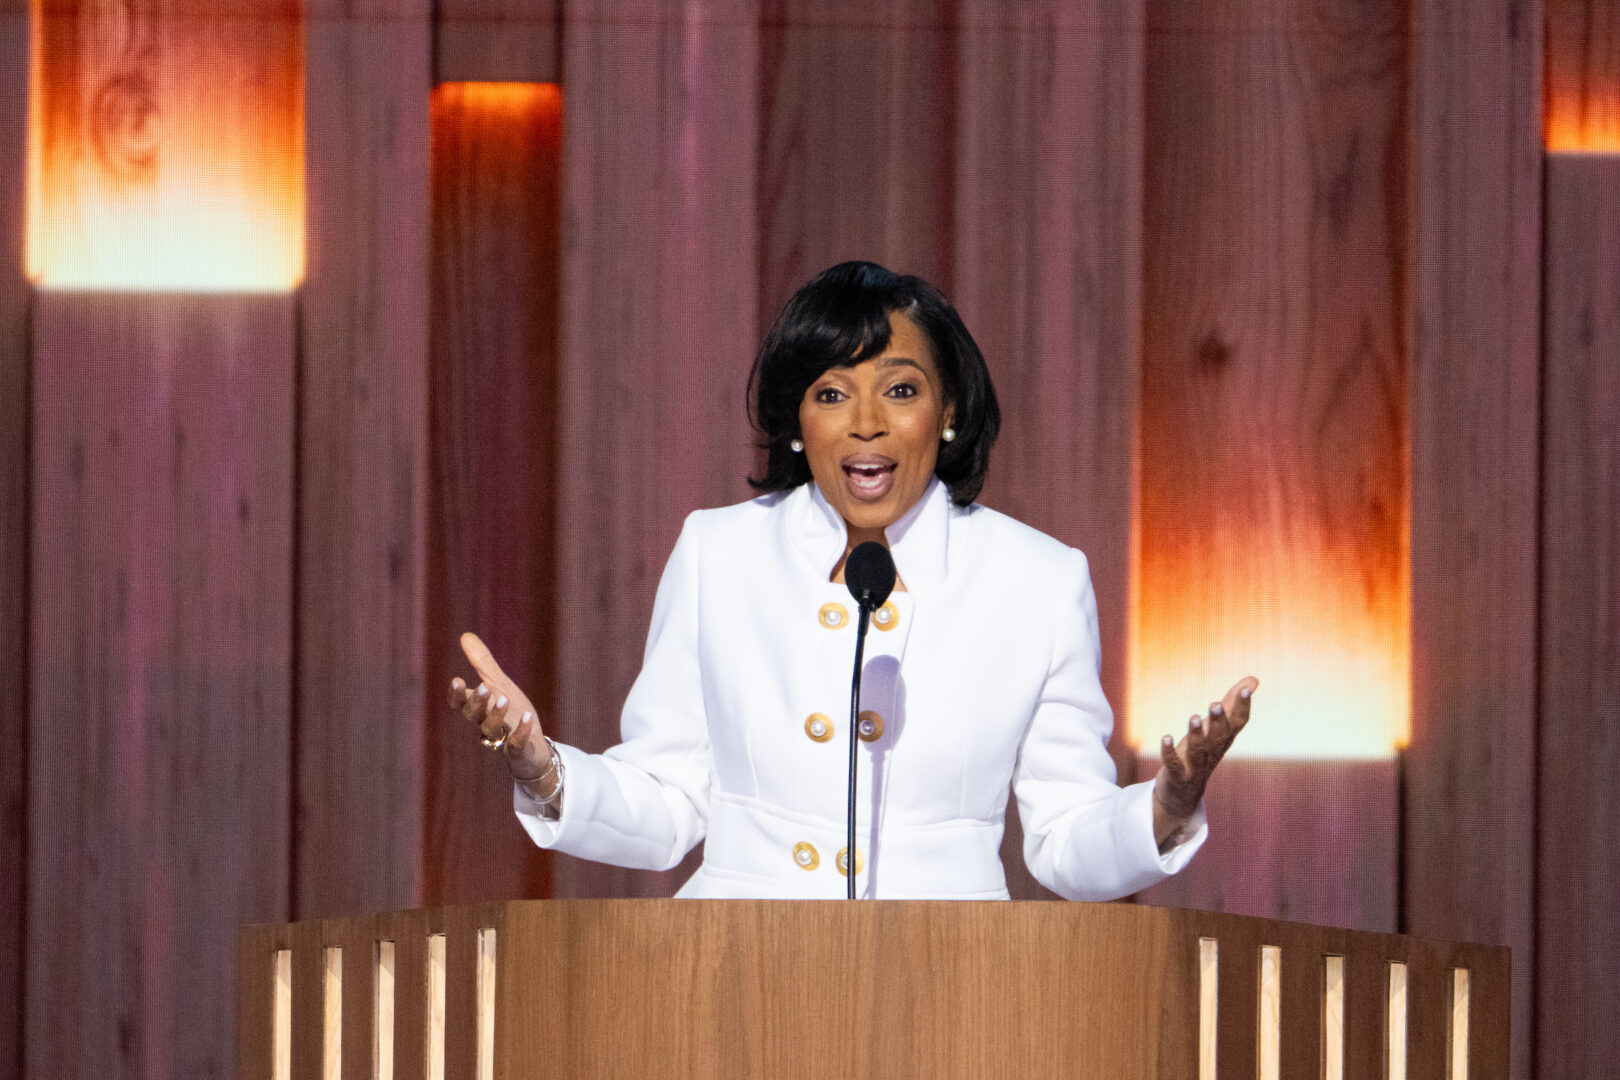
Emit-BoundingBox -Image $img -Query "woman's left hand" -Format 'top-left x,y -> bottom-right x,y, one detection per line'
1152,675 -> 1259,850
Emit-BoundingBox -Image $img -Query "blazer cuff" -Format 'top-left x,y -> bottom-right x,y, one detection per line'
514,741 -> 590,848
1120,778 -> 1209,875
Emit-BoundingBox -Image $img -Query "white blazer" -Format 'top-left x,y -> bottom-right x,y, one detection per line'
516,477 -> 1207,899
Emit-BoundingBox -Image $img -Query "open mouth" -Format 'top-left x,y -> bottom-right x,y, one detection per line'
842,456 -> 897,501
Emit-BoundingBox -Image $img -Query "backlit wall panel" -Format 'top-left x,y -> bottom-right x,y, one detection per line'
26,0 -> 304,291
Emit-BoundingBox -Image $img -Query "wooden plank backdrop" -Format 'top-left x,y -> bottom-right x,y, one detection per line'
756,0 -> 955,314
27,293 -> 295,1079
951,2 -> 1143,899
425,81 -> 562,905
1406,2 -> 1543,1074
552,0 -> 762,898
1135,0 -> 1408,927
1537,152 -> 1620,1080
436,0 -> 560,83
297,0 -> 432,920
5,1 -> 1609,1076
0,7 -> 27,1079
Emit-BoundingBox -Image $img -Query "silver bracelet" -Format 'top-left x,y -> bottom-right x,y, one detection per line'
518,738 -> 564,803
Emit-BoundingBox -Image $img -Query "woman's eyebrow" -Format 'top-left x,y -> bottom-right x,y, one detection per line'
876,356 -> 925,373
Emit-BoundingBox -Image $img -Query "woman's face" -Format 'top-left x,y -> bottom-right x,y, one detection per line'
799,311 -> 954,539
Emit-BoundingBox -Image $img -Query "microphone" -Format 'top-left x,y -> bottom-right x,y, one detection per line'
843,541 -> 895,898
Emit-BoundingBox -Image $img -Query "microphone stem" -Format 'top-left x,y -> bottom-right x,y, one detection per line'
847,601 -> 872,900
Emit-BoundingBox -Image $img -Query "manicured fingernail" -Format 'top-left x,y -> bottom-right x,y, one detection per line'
1240,687 -> 1252,699
495,695 -> 508,709
1191,716 -> 1203,730
522,711 -> 533,723
1162,734 -> 1174,747
1210,703 -> 1224,716
477,685 -> 488,697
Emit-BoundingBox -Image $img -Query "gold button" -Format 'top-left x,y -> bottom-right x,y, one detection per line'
835,847 -> 865,876
793,842 -> 820,870
818,602 -> 849,630
872,600 -> 899,631
804,713 -> 834,743
857,710 -> 884,742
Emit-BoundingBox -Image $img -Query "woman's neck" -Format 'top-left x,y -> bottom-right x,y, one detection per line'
829,522 -> 906,590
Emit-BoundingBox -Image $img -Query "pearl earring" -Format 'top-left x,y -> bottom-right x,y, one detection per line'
941,427 -> 956,443
790,438 -> 805,452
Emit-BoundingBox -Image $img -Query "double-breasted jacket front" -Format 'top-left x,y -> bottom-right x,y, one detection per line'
516,477 -> 1206,899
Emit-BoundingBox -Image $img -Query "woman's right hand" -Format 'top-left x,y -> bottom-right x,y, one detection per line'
449,631 -> 551,783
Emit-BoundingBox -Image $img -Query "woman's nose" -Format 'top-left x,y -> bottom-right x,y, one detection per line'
851,394 -> 886,439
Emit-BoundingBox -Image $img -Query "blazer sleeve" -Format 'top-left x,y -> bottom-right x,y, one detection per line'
513,512 -> 711,871
1012,546 -> 1207,901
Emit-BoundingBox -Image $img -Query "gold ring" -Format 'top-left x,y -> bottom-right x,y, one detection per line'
481,729 -> 507,750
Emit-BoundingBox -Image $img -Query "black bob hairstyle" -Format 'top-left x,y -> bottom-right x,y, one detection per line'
747,261 -> 1001,507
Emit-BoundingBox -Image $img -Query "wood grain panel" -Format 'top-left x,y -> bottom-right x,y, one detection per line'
27,293 -> 294,1080
1537,152 -> 1620,1080
425,83 -> 560,906
1136,760 -> 1398,932
0,10 -> 28,1078
756,0 -> 955,319
435,0 -> 559,84
1139,0 -> 1410,763
952,2 -> 1143,899
503,899 -> 1176,1079
25,0 -> 303,291
298,0 -> 432,920
1545,0 -> 1620,150
553,0 -> 760,898
1405,3 -> 1541,1075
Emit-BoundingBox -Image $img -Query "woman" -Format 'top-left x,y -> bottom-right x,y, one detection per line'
450,261 -> 1254,899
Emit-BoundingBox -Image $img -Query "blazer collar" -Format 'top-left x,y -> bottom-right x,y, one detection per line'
789,476 -> 951,593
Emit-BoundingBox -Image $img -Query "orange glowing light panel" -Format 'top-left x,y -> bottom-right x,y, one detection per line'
26,2 -> 305,292
433,82 -> 563,119
1545,1 -> 1620,151
1128,391 -> 1409,761
1127,563 -> 1410,761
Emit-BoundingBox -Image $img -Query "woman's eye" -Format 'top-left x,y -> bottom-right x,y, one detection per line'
814,387 -> 845,404
886,382 -> 918,399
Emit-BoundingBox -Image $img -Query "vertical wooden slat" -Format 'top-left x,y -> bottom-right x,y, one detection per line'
335,915 -> 380,1080
1342,943 -> 1388,1080
554,0 -> 761,897
1213,920 -> 1260,1080
425,82 -> 560,906
1139,0 -> 1410,763
377,907 -> 430,1080
289,920 -> 326,1080
1537,151 -> 1620,1080
238,924 -> 285,1080
757,0 -> 954,317
28,294 -> 295,1079
1545,0 -> 1620,149
435,0 -> 560,84
1405,3 -> 1541,1075
952,2 -> 1143,897
298,0 -> 433,919
0,7 -> 29,1077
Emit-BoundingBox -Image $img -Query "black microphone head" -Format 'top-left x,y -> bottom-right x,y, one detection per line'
845,541 -> 897,610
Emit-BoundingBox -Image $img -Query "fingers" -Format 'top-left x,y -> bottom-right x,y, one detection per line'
1159,732 -> 1191,784
1225,675 -> 1258,734
460,631 -> 511,689
482,694 -> 512,743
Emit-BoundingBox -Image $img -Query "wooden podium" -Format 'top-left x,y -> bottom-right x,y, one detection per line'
240,900 -> 1508,1079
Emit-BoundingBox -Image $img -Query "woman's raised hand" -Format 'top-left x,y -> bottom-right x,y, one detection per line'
449,631 -> 551,783
1152,675 -> 1259,849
